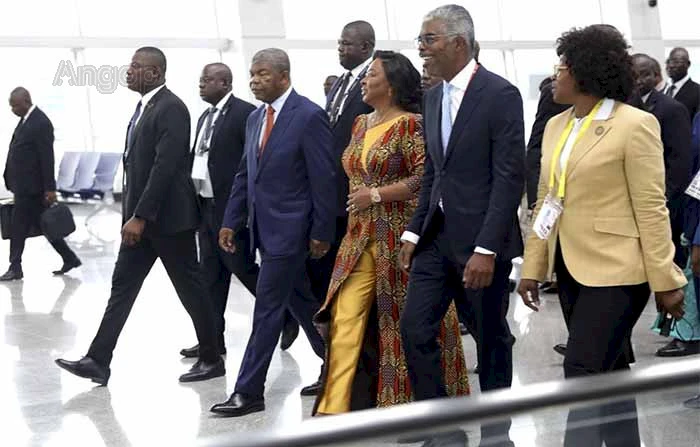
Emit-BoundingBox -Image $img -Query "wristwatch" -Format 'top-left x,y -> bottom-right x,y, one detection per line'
370,187 -> 382,203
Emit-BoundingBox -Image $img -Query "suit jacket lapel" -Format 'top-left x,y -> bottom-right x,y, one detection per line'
126,87 -> 165,160
249,107 -> 264,178
192,111 -> 207,154
256,91 -> 299,179
564,104 -> 616,180
211,95 -> 235,145
428,88 -> 445,166
443,67 -> 486,167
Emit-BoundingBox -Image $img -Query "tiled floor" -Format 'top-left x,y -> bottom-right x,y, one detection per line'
1,204 -> 699,446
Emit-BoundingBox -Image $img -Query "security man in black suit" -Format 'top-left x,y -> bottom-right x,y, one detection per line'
179,63 -> 259,359
665,47 -> 700,122
1,87 -> 81,281
633,53 -> 698,358
288,21 -> 376,352
56,47 -> 223,385
633,54 -> 692,266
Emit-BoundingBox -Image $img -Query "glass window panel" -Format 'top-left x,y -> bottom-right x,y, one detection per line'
501,0 -> 602,41
387,0 -> 503,41
659,0 -> 700,40
282,0 -> 389,40
288,49 -> 343,108
77,0 -> 218,38
513,49 -> 559,140
0,1 -> 79,36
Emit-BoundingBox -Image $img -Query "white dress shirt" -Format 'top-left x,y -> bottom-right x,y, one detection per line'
258,85 -> 294,146
400,59 -> 494,256
666,74 -> 690,98
559,98 -> 614,170
193,91 -> 233,198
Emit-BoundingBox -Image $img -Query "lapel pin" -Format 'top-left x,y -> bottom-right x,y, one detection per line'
595,126 -> 604,136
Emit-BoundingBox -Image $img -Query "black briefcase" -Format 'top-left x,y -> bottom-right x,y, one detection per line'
40,203 -> 76,240
0,202 -> 42,240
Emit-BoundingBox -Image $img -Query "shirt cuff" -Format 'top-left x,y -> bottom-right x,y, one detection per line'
400,231 -> 420,245
475,246 -> 496,257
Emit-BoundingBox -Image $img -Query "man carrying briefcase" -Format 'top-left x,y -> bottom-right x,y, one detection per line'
1,87 -> 81,280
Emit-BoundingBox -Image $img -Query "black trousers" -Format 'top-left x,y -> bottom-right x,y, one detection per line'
9,194 -> 77,270
668,196 -> 687,268
87,230 -> 218,366
401,212 -> 515,397
555,247 -> 649,447
306,215 -> 347,302
198,197 -> 259,349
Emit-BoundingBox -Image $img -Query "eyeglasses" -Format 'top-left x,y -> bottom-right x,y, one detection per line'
414,33 -> 459,47
553,64 -> 569,77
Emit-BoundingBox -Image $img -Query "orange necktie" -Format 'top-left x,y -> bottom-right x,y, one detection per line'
259,105 -> 275,156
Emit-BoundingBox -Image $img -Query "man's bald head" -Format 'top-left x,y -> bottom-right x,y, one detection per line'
343,21 -> 376,48
9,87 -> 32,118
338,21 -> 376,70
667,47 -> 691,82
199,63 -> 233,105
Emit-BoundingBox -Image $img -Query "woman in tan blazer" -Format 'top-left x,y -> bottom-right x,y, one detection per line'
518,25 -> 686,447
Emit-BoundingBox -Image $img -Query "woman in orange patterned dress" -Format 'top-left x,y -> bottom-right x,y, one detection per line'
313,51 -> 469,415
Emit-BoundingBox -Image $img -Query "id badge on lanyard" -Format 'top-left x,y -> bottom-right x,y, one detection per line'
532,100 -> 603,240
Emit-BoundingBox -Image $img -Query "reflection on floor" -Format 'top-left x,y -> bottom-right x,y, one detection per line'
1,204 -> 699,447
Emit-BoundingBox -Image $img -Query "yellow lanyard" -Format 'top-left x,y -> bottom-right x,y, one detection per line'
548,100 -> 604,199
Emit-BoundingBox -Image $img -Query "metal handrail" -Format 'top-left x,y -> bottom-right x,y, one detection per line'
201,358 -> 700,447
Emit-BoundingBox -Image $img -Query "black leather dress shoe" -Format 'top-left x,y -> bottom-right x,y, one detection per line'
0,269 -> 23,281
210,392 -> 265,417
55,357 -> 110,385
656,339 -> 700,357
300,379 -> 322,396
53,258 -> 81,275
280,317 -> 299,351
553,343 -> 567,356
179,344 -> 226,358
458,323 -> 468,336
178,358 -> 225,382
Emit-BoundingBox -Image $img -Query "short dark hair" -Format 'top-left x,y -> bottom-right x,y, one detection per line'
373,50 -> 422,113
556,25 -> 633,101
136,46 -> 167,73
344,20 -> 376,48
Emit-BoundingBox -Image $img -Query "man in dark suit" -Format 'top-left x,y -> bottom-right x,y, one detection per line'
286,20 -> 375,351
1,87 -> 81,281
633,53 -> 698,358
665,47 -> 700,122
209,48 -> 336,417
178,63 -> 259,360
55,47 -> 223,385
399,5 -> 524,446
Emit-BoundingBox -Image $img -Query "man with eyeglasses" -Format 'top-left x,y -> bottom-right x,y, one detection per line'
665,47 -> 700,122
56,47 -> 224,385
178,63 -> 259,361
400,4 -> 524,446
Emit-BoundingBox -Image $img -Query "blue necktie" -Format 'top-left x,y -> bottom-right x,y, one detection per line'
126,100 -> 142,156
441,83 -> 453,154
